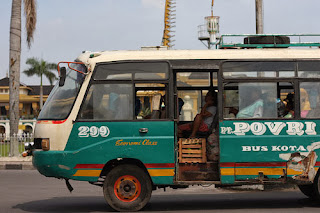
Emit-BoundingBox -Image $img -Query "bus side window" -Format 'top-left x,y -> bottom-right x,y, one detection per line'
178,90 -> 202,122
280,85 -> 294,119
136,91 -> 167,120
298,62 -> 320,118
176,71 -> 212,122
224,82 -> 294,119
79,84 -> 133,120
301,82 -> 320,118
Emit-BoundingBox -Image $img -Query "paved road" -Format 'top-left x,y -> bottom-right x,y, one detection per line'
1,170 -> 320,212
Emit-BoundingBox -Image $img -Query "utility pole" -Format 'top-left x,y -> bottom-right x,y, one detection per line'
255,0 -> 264,34
211,0 -> 214,16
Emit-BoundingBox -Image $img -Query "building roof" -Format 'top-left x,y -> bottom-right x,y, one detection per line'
0,77 -> 54,96
0,77 -> 27,87
28,85 -> 54,96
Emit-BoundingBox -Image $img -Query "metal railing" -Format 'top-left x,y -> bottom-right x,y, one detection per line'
219,34 -> 320,48
0,133 -> 33,157
198,24 -> 210,40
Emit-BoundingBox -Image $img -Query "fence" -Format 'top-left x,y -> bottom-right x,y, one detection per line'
0,133 -> 33,157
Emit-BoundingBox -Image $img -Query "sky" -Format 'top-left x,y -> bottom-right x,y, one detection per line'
0,0 -> 320,85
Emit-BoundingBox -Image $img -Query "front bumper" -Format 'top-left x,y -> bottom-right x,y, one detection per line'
32,150 -> 99,182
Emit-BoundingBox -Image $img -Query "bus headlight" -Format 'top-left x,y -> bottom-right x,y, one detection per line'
23,142 -> 35,157
24,142 -> 34,151
41,139 -> 50,151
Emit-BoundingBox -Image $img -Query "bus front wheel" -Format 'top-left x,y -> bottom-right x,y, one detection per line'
103,164 -> 152,211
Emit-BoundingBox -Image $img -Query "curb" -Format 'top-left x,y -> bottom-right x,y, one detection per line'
0,157 -> 34,170
0,161 -> 34,170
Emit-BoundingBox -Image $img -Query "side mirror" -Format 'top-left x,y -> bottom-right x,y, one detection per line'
59,67 -> 66,87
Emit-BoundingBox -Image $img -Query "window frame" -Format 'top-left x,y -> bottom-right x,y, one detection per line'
220,60 -> 297,80
38,62 -> 87,121
76,60 -> 174,122
298,81 -> 320,119
221,81 -> 295,120
175,69 -> 218,122
218,59 -> 320,121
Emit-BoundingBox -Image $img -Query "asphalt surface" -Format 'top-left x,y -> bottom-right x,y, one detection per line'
1,170 -> 320,213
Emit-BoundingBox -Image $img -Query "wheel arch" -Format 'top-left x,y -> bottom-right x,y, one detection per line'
100,158 -> 154,185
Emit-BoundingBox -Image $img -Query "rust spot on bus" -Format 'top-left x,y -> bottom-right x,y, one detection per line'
280,141 -> 320,183
287,151 -> 318,182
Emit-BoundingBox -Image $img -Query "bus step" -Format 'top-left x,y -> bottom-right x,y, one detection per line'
179,170 -> 220,181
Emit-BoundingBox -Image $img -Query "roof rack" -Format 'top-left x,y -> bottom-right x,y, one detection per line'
219,34 -> 320,49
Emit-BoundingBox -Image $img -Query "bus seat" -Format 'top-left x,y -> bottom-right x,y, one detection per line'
150,94 -> 162,119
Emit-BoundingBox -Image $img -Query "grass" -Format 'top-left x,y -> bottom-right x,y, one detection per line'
0,143 -> 25,157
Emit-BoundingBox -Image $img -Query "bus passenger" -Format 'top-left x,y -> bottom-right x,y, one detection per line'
178,90 -> 217,138
300,88 -> 311,118
284,93 -> 294,118
236,88 -> 263,118
178,98 -> 184,115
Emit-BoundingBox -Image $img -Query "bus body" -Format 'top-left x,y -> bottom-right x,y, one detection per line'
30,48 -> 320,211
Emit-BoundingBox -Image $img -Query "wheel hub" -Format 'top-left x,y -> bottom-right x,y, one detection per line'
114,175 -> 141,202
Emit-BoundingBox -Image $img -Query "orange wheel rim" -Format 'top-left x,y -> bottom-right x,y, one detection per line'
114,175 -> 141,202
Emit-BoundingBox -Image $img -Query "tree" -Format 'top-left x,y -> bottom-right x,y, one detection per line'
9,0 -> 37,156
23,58 -> 57,109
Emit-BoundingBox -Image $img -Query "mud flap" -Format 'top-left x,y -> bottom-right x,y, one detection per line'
65,179 -> 74,193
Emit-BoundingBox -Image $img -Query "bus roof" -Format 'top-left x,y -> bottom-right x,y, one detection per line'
77,49 -> 320,68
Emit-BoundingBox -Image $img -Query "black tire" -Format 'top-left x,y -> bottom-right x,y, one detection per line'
244,36 -> 290,45
298,184 -> 316,198
312,171 -> 320,201
103,164 -> 152,212
298,172 -> 320,201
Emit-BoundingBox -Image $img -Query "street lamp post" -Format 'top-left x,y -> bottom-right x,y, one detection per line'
256,0 -> 264,34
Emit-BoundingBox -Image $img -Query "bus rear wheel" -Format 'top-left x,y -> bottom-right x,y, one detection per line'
103,164 -> 152,211
298,172 -> 320,201
313,172 -> 320,201
298,184 -> 316,198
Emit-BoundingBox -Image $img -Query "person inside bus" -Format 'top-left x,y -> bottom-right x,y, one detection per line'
178,90 -> 217,138
178,97 -> 184,115
300,88 -> 311,118
283,93 -> 294,118
236,87 -> 263,118
135,98 -> 141,117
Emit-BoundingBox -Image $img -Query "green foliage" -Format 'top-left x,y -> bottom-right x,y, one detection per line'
23,57 -> 58,85
139,107 -> 151,118
0,143 -> 25,157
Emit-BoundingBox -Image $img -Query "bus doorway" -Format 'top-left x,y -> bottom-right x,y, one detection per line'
173,60 -> 221,182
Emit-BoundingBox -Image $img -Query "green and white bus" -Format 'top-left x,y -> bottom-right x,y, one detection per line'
28,44 -> 320,211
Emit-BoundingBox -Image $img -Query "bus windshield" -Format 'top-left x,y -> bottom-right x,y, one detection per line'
38,63 -> 87,120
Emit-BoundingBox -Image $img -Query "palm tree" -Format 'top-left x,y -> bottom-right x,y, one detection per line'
23,58 -> 57,109
9,0 -> 37,156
